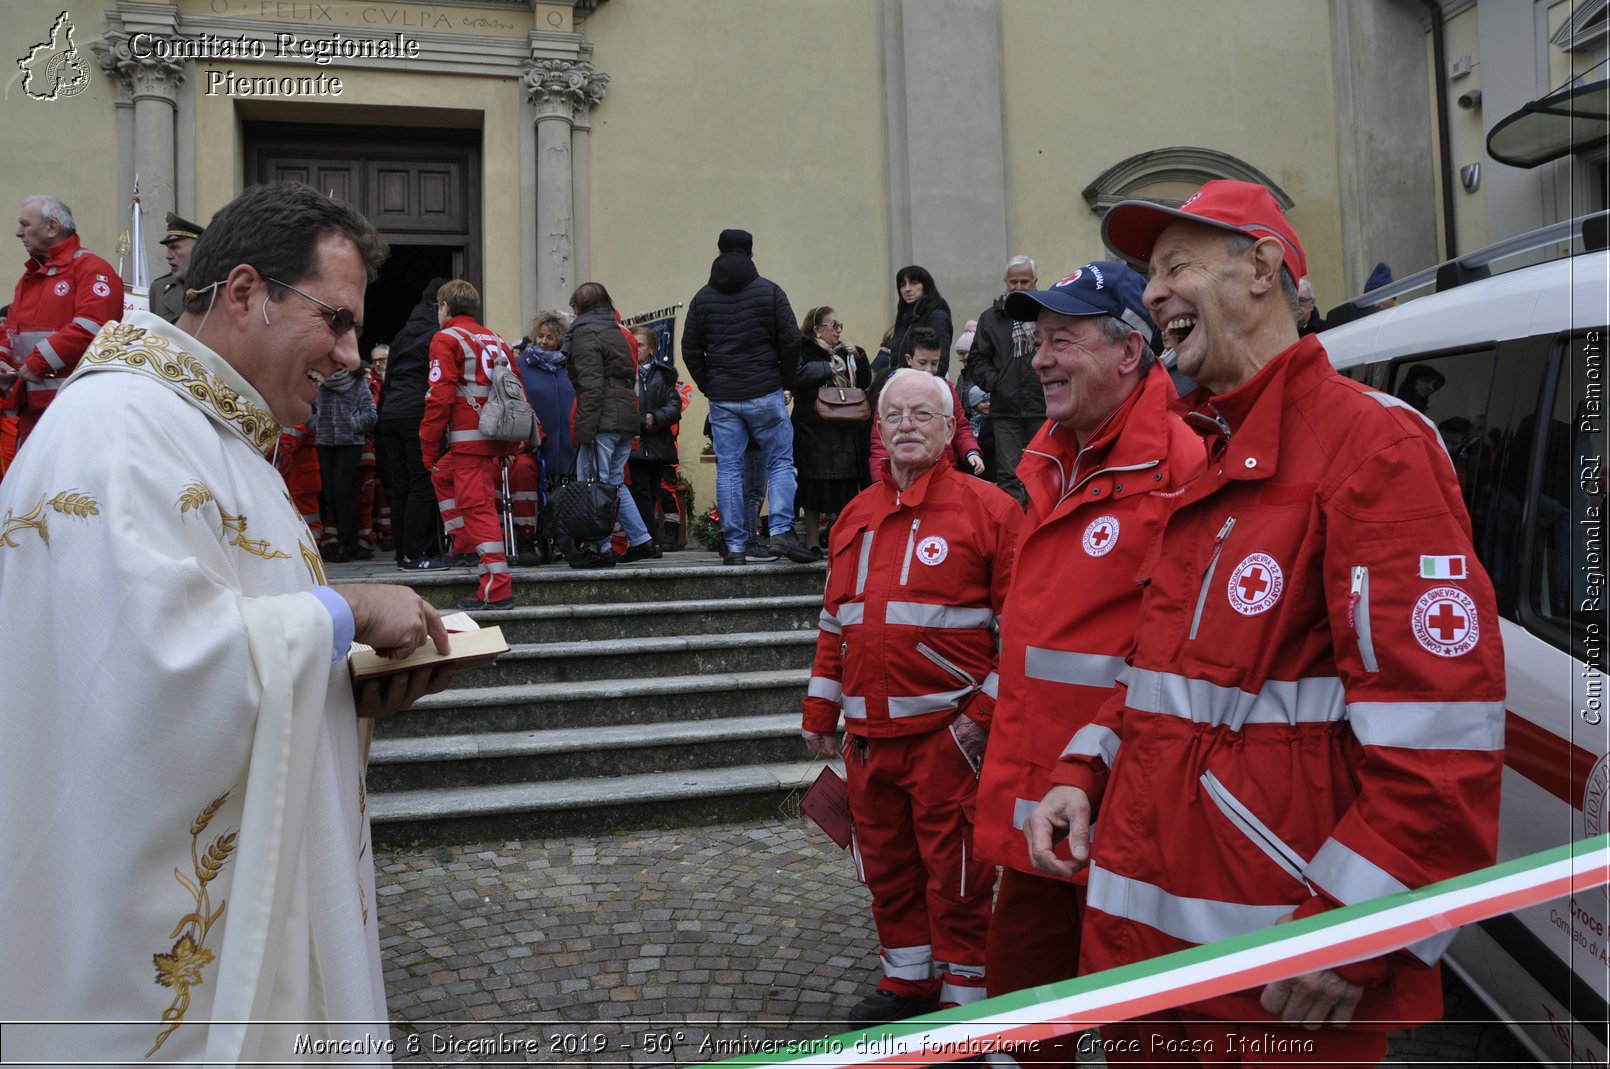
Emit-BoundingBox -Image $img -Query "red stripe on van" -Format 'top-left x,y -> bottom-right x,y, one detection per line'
1505,710 -> 1600,810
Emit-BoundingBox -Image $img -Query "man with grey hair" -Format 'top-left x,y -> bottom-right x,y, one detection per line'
2,194 -> 122,451
966,254 -> 1042,506
1297,276 -> 1328,336
802,366 -> 1021,1025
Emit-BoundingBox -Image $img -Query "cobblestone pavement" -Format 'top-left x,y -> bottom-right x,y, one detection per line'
377,817 -> 1535,1067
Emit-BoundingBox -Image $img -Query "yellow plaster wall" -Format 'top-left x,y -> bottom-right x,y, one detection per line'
1441,5 -> 1490,255
1001,0 -> 1345,307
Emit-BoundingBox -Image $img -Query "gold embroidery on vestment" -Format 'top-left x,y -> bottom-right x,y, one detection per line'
299,534 -> 327,585
82,324 -> 281,453
176,483 -> 214,513
0,490 -> 100,549
149,790 -> 237,1057
219,508 -> 290,561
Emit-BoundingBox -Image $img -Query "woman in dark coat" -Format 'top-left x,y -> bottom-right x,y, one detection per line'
564,282 -> 656,566
791,305 -> 873,551
628,326 -> 683,548
888,264 -> 955,376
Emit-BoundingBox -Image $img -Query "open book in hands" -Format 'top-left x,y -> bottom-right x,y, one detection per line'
347,611 -> 510,680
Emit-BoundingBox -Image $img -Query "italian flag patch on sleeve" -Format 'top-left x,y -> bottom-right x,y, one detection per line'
1420,554 -> 1467,580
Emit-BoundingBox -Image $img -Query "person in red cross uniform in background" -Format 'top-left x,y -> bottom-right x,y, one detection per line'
419,279 -> 521,611
802,367 -> 1021,1026
1027,181 -> 1505,1066
972,261 -> 1204,1065
1,194 -> 123,455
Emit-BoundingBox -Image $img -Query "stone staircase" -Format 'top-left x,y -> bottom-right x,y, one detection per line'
345,555 -> 830,846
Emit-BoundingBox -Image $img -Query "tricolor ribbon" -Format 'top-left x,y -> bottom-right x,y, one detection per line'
697,835 -> 1610,1067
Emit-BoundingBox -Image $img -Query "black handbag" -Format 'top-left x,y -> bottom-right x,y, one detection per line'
548,479 -> 619,541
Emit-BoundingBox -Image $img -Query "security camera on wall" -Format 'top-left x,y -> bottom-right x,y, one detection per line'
1457,89 -> 1483,110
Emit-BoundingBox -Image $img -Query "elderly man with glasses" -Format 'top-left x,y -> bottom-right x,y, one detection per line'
802,367 -> 1022,1026
0,181 -> 458,1063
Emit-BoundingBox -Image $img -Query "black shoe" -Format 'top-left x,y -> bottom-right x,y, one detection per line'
456,594 -> 515,611
568,548 -> 616,570
745,542 -> 779,562
847,988 -> 940,1026
350,545 -> 374,561
321,546 -> 352,564
620,540 -> 660,563
401,556 -> 449,571
770,531 -> 819,564
722,549 -> 749,566
516,543 -> 540,565
448,553 -> 478,567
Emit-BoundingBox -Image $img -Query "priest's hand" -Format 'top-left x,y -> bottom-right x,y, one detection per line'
354,661 -> 457,719
1024,785 -> 1091,879
333,583 -> 450,660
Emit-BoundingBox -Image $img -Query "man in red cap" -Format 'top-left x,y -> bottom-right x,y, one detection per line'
1026,180 -> 1505,1064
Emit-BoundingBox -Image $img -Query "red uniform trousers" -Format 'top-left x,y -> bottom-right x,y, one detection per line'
845,728 -> 993,1007
440,450 -> 512,602
510,453 -> 540,535
356,444 -> 390,546
1101,1013 -> 1387,1067
282,440 -> 323,541
0,413 -> 17,479
432,465 -> 464,555
985,868 -> 1084,1065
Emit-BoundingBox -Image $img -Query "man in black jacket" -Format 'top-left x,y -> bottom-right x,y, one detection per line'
378,277 -> 449,570
682,229 -> 815,564
966,255 -> 1043,506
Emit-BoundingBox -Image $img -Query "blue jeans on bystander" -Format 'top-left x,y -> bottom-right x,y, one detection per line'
709,390 -> 797,553
574,431 -> 653,552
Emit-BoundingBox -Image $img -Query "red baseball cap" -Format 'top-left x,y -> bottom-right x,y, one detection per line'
1102,179 -> 1307,286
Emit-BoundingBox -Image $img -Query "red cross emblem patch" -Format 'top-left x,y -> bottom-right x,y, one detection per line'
1411,586 -> 1479,657
1226,552 -> 1284,616
916,535 -> 948,567
53,280 -> 70,297
1082,515 -> 1120,558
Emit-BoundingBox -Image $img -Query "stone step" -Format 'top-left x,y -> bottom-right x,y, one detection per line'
463,630 -> 816,686
368,759 -> 834,847
467,594 -> 821,643
352,559 -> 827,609
367,713 -> 805,791
374,667 -> 810,737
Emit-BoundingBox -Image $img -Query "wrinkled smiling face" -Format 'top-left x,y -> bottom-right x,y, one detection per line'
1143,221 -> 1256,392
1032,311 -> 1134,438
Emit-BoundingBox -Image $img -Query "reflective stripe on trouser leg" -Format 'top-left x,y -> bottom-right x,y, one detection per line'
431,466 -> 461,554
447,452 -> 512,602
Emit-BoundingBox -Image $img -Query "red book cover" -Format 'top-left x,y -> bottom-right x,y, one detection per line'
800,765 -> 852,849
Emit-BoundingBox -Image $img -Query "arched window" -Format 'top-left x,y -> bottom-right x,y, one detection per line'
1081,147 -> 1295,213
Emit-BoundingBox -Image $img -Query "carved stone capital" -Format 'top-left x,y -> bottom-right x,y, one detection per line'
93,31 -> 184,106
521,57 -> 607,122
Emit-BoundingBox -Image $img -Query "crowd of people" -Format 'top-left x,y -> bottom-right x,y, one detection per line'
0,179 -> 1505,1066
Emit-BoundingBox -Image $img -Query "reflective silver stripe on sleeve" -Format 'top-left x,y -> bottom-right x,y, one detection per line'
1365,390 -> 1441,436
1062,724 -> 1120,765
1347,701 -> 1505,751
807,676 -> 843,704
1125,668 -> 1345,730
888,686 -> 973,718
1199,771 -> 1310,885
25,377 -> 67,391
1086,865 -> 1292,945
1304,838 -> 1454,965
71,316 -> 101,334
1011,797 -> 1039,831
818,609 -> 842,635
979,671 -> 998,699
837,602 -> 865,626
443,517 -> 466,532
885,602 -> 995,630
447,429 -> 491,443
880,944 -> 933,981
855,532 -> 874,595
437,498 -> 458,511
1025,648 -> 1128,689
842,696 -> 867,719
36,339 -> 65,372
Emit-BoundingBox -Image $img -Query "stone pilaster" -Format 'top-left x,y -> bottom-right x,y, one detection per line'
94,31 -> 184,283
521,57 -> 608,311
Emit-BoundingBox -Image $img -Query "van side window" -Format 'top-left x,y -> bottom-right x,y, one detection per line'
1527,333 -> 1606,667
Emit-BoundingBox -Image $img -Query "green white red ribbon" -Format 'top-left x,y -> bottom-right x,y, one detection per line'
696,834 -> 1610,1067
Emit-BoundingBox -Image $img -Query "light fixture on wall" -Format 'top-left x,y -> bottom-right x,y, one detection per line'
1458,89 -> 1483,110
1460,163 -> 1482,193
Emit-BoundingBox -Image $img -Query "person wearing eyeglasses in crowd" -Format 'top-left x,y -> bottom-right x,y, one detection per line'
0,181 -> 458,1064
1296,276 -> 1328,336
803,366 -> 1021,1026
867,326 -> 984,485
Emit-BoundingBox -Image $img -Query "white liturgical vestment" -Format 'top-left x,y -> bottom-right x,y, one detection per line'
0,313 -> 391,1064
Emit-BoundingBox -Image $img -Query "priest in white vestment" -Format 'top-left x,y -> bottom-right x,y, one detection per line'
0,183 -> 457,1064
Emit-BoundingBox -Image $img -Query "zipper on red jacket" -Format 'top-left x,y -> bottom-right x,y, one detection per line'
917,641 -> 978,688
899,518 -> 921,586
1348,565 -> 1379,672
1189,516 -> 1237,641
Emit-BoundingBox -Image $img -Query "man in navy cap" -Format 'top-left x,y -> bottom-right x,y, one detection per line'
972,262 -> 1202,1063
152,211 -> 204,324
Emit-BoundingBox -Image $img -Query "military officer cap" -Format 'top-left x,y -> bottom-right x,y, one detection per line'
159,212 -> 204,245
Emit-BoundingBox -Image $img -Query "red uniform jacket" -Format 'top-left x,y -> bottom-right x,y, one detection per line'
419,316 -> 521,468
1052,336 -> 1505,1026
869,378 -> 984,484
974,365 -> 1204,880
1,235 -> 123,413
804,459 -> 1021,739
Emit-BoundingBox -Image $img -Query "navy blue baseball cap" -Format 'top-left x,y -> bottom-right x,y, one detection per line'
1004,260 -> 1160,353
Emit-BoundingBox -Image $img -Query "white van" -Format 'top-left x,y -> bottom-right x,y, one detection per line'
1320,212 -> 1610,1067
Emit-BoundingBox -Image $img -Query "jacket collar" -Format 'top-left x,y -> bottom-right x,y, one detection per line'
879,452 -> 950,510
1182,333 -> 1328,482
1019,362 -> 1182,505
25,233 -> 83,276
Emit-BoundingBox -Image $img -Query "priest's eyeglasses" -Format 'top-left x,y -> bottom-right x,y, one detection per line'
265,277 -> 360,336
